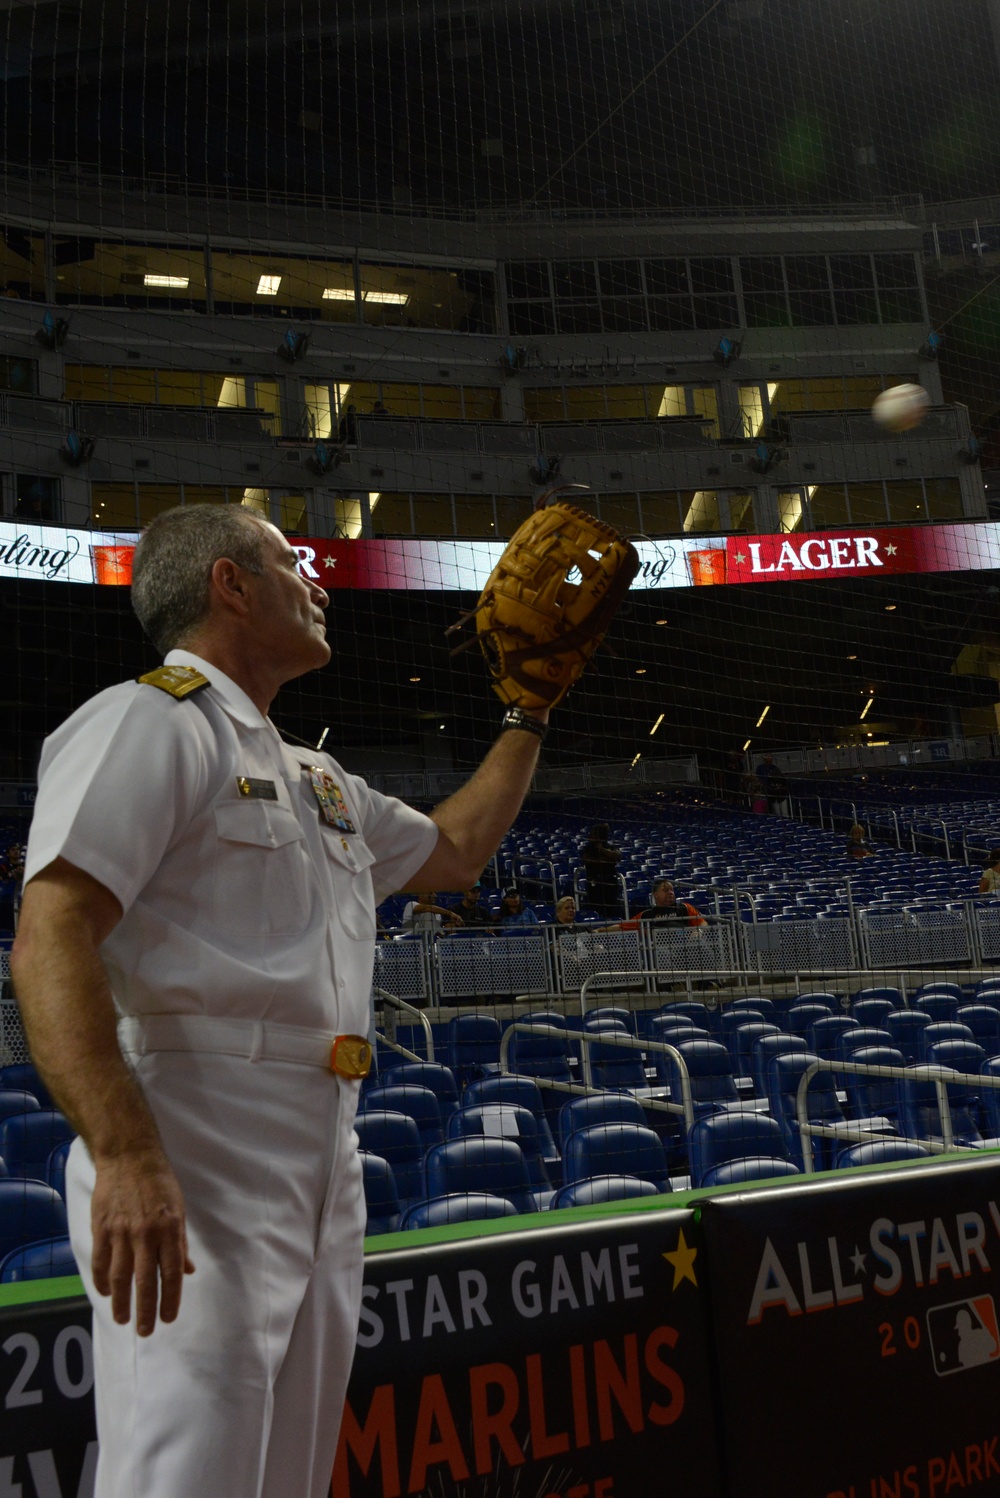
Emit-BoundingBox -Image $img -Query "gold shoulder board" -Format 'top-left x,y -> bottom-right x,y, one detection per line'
137,666 -> 210,700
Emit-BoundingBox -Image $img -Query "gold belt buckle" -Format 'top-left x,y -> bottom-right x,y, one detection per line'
330,1034 -> 372,1080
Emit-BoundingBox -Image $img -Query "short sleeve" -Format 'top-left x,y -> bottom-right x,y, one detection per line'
346,775 -> 439,904
25,685 -> 213,913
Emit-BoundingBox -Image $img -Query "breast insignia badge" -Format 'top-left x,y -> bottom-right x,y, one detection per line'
137,665 -> 210,700
308,767 -> 356,833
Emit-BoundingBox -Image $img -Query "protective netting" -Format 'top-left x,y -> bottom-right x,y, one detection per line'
3,1 -> 1000,1227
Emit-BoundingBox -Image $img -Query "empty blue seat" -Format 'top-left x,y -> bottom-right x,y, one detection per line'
688,1111 -> 789,1189
853,988 -> 902,1015
915,993 -> 960,1022
896,1068 -> 982,1148
424,1137 -> 538,1214
446,1013 -> 502,1085
361,1085 -> 443,1149
915,981 -> 963,1003
795,992 -> 841,1010
448,1104 -> 553,1191
732,1022 -> 782,1081
787,1002 -> 836,1037
843,1046 -> 904,1124
400,1193 -> 519,1229
851,998 -> 896,1029
0,1066 -> 52,1109
955,1005 -> 1000,1056
753,1034 -> 808,1100
507,1022 -> 573,1088
0,1236 -> 77,1283
47,1141 -> 72,1200
381,1063 -> 461,1117
552,1175 -> 661,1208
886,1010 -> 931,1063
919,1022 -> 975,1063
463,1075 -> 559,1164
588,1035 -> 649,1091
980,1056 -> 1000,1137
837,1139 -> 932,1169
730,996 -> 777,1018
585,1007 -> 636,1033
0,1112 -> 74,1180
354,1112 -> 424,1200
700,1158 -> 801,1186
766,1053 -> 856,1170
562,1124 -> 670,1191
720,1010 -> 766,1053
0,1180 -> 67,1260
839,1027 -> 894,1063
665,1040 -> 741,1125
0,1091 -> 40,1126
657,1002 -> 718,1032
808,1016 -> 860,1062
359,1152 -> 401,1236
558,1091 -> 647,1153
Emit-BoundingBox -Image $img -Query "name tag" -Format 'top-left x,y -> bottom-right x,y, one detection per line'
308,767 -> 357,833
236,777 -> 278,801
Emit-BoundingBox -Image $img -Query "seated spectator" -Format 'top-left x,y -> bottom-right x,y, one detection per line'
401,892 -> 463,934
496,887 -> 540,929
980,849 -> 1000,893
846,824 -> 874,859
638,879 -> 706,928
452,884 -> 493,925
552,895 -> 581,928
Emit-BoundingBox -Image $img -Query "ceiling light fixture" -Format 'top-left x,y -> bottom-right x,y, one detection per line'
755,705 -> 771,728
363,290 -> 408,305
742,739 -> 752,752
885,604 -> 897,612
630,752 -> 642,769
322,288 -> 355,300
860,697 -> 874,721
409,675 -> 421,682
143,273 -> 189,289
650,713 -> 665,736
256,275 -> 282,295
655,618 -> 668,625
847,654 -> 857,660
635,668 -> 647,675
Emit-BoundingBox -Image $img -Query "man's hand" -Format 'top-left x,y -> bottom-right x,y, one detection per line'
91,1148 -> 194,1336
446,911 -> 464,927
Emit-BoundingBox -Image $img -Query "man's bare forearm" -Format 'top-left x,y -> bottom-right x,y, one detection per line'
423,721 -> 546,889
11,869 -> 161,1164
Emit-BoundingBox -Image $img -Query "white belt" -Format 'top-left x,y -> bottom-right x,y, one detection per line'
119,1014 -> 342,1068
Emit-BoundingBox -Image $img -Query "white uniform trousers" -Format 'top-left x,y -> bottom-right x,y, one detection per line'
66,1049 -> 367,1498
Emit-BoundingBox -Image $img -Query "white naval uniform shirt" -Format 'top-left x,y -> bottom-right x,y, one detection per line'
24,649 -> 439,1035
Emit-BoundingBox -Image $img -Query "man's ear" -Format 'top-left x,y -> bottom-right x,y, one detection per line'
209,557 -> 253,618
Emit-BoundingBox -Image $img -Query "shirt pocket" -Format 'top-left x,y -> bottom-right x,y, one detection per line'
212,799 -> 310,937
322,834 -> 378,941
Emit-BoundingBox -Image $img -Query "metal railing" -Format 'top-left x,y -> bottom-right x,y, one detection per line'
372,987 -> 435,1063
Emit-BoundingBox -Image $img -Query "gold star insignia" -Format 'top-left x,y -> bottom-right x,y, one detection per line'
663,1227 -> 698,1289
323,555 -> 337,568
734,552 -> 747,564
885,544 -> 897,556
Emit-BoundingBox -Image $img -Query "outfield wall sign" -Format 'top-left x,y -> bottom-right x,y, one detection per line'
2,518 -> 1000,592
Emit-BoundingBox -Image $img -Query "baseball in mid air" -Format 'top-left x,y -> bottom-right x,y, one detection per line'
871,382 -> 931,433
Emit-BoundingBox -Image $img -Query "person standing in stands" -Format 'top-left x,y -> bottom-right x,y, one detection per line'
638,879 -> 706,928
979,849 -> 1000,893
581,822 -> 622,918
10,503 -> 551,1498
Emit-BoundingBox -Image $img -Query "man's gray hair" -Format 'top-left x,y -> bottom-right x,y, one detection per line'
131,504 -> 268,654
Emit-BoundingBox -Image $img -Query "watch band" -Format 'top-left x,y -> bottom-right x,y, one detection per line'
501,706 -> 548,740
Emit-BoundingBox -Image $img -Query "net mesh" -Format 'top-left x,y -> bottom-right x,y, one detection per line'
2,0 -> 1000,1238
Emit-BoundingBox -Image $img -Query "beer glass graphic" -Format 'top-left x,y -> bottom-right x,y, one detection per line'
93,544 -> 135,586
685,546 -> 726,586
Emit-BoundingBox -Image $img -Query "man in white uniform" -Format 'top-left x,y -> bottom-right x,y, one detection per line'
11,504 -> 550,1498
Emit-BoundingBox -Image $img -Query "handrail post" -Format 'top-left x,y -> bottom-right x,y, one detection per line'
372,987 -> 435,1062
796,1061 -> 820,1173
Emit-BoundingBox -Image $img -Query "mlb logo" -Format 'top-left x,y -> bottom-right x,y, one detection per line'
927,1296 -> 1000,1376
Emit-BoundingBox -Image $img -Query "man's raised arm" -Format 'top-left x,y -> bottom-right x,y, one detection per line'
11,858 -> 193,1335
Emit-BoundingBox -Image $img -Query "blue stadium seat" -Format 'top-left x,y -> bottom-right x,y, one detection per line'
732,1022 -> 782,1081
381,1062 -> 461,1117
0,1181 -> 67,1260
462,1075 -> 559,1165
587,1035 -> 649,1091
795,992 -> 841,1010
915,981 -> 964,1004
851,998 -> 896,1029
700,1158 -> 801,1187
552,1175 -> 661,1208
730,996 -> 777,1019
954,1005 -> 1000,1057
896,1068 -> 983,1148
446,1013 -> 502,1086
838,1027 -> 894,1063
0,1065 -> 52,1109
0,1236 -> 77,1283
558,1091 -> 647,1153
0,1091 -> 40,1126
665,1040 -> 741,1125
843,1046 -> 905,1124
918,1022 -> 975,1063
0,1112 -> 75,1180
361,1085 -> 444,1149
354,1112 -> 424,1201
852,989 -> 902,1016
584,1007 -> 636,1033
424,1137 -> 538,1213
752,1034 -> 808,1100
358,1152 -> 401,1236
886,1009 -> 931,1063
447,1104 -> 553,1194
507,1021 -> 573,1089
980,1057 -> 1000,1138
720,1010 -> 766,1056
787,1002 -> 836,1038
688,1111 -> 789,1189
766,1053 -> 858,1170
837,1139 -> 932,1169
562,1124 -> 670,1191
915,993 -> 961,1022
47,1141 -> 72,1200
808,1016 -> 860,1062
399,1193 -> 520,1229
